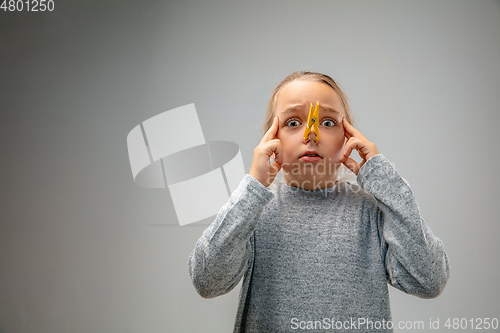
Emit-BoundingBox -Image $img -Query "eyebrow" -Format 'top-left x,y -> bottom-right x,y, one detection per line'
281,104 -> 341,116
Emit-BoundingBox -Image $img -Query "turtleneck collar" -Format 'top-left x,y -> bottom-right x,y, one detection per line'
280,179 -> 339,198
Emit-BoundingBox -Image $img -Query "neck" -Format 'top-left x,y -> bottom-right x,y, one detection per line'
283,174 -> 338,191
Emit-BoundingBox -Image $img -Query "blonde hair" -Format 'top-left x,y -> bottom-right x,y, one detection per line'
262,71 -> 357,185
262,71 -> 354,135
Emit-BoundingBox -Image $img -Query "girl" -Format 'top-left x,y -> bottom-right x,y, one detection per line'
188,71 -> 450,332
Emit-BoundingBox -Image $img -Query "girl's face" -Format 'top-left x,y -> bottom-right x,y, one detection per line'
274,80 -> 347,189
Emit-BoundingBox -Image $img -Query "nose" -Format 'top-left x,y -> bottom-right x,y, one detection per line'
303,122 -> 319,145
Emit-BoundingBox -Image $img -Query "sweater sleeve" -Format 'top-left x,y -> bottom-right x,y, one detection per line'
188,174 -> 274,299
356,154 -> 450,299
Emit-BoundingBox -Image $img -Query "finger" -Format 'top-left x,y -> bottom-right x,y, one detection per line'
342,118 -> 352,141
343,124 -> 352,140
270,160 -> 282,174
264,139 -> 283,165
354,138 -> 376,160
273,140 -> 283,165
342,117 -> 366,140
339,137 -> 357,163
342,156 -> 360,175
261,116 -> 279,144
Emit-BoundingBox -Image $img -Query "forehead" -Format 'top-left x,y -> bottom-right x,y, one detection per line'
275,80 -> 345,117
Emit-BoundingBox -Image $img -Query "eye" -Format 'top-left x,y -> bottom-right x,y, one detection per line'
285,118 -> 302,128
321,118 -> 337,127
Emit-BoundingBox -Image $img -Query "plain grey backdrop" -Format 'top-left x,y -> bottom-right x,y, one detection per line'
1,0 -> 499,332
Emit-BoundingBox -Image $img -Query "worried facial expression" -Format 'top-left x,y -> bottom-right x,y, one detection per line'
274,80 -> 347,186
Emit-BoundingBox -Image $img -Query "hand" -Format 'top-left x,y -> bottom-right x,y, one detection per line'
249,116 -> 283,187
339,117 -> 380,175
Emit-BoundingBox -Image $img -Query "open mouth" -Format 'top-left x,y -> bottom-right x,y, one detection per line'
301,151 -> 322,158
300,151 -> 323,161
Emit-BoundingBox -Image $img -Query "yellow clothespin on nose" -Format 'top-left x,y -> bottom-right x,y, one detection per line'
303,102 -> 319,142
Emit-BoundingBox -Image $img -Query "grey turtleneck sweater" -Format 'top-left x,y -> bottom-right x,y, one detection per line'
188,154 -> 450,332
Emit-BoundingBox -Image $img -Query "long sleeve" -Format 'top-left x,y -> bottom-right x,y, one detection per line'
188,174 -> 274,299
356,154 -> 450,299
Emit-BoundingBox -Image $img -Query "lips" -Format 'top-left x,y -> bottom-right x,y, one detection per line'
301,150 -> 322,158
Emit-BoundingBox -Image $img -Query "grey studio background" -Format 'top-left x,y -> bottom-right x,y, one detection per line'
1,0 -> 499,332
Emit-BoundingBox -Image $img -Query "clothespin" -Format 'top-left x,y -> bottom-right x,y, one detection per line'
303,102 -> 319,142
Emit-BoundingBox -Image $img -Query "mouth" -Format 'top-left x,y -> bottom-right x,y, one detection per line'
301,151 -> 322,158
300,151 -> 323,162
